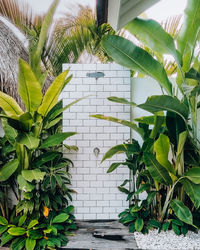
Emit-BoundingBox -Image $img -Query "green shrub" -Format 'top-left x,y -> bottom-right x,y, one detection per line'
92,0 -> 200,235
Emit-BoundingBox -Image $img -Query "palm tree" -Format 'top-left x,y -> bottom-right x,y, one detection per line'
0,0 -> 115,77
50,4 -> 115,74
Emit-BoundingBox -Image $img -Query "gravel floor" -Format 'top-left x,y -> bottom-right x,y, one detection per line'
134,229 -> 200,249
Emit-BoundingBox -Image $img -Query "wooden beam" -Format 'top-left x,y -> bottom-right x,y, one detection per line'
119,0 -> 159,29
107,0 -> 121,30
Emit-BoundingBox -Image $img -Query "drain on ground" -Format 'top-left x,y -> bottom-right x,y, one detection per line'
92,231 -> 125,241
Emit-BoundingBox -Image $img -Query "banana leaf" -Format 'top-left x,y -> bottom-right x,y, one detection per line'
102,35 -> 172,95
126,18 -> 181,66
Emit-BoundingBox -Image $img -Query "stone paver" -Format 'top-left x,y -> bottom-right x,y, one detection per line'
61,220 -> 138,250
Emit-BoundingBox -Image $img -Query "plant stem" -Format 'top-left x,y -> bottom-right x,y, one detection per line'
0,202 -> 5,218
161,187 -> 173,221
156,193 -> 162,221
161,178 -> 183,221
4,187 -> 9,219
11,182 -> 19,201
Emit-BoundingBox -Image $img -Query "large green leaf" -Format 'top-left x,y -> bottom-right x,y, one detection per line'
107,162 -> 123,173
44,91 -> 88,126
166,111 -> 186,150
0,159 -> 19,182
135,218 -> 144,232
16,133 -> 40,149
25,238 -> 36,250
144,152 -> 172,185
52,213 -> 69,223
154,134 -> 175,175
17,175 -> 35,192
22,169 -> 46,182
135,115 -> 156,125
107,96 -> 136,106
26,229 -> 43,239
39,132 -> 76,149
138,95 -> 189,122
10,238 -> 26,250
0,216 -> 8,226
2,120 -> 18,144
8,227 -> 26,236
32,151 -> 61,167
102,144 -> 140,163
150,114 -> 165,139
43,99 -> 63,122
18,59 -> 42,112
107,162 -> 133,173
0,91 -> 23,117
177,0 -> 200,72
38,70 -> 71,117
45,116 -> 62,129
34,0 -> 59,71
176,131 -> 187,169
19,112 -> 33,132
27,220 -> 39,229
170,199 -> 193,225
1,232 -> 14,246
181,179 -> 200,208
184,167 -> 200,184
126,18 -> 181,66
15,143 -> 29,170
102,35 -> 172,95
0,226 -> 8,234
177,131 -> 188,157
90,114 -> 144,139
18,215 -> 27,227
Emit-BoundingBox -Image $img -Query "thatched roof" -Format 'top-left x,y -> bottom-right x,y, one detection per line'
0,17 -> 52,109
0,17 -> 29,106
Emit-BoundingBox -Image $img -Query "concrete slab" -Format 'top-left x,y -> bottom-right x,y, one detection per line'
61,220 -> 139,250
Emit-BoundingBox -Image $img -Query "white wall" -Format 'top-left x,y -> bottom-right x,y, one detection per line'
62,63 -> 131,220
131,77 -> 163,143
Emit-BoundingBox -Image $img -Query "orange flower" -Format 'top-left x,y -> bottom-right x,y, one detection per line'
43,206 -> 50,218
44,236 -> 48,240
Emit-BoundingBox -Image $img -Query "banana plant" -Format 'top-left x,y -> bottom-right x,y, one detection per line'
0,0 -> 85,219
0,59 -> 75,178
94,105 -> 200,227
0,0 -> 84,181
91,0 -> 200,233
101,0 -> 200,143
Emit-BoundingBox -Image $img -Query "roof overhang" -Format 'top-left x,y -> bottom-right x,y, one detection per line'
97,0 -> 160,30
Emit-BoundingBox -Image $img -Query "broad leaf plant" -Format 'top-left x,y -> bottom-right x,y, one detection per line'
0,0 -> 80,249
92,0 -> 200,235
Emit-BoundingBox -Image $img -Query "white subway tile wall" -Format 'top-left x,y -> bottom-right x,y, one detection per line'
62,64 -> 130,220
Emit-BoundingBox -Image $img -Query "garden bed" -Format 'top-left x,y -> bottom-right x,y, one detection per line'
134,229 -> 200,249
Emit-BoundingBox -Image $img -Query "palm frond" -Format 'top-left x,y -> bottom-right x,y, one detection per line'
161,14 -> 182,38
0,0 -> 44,32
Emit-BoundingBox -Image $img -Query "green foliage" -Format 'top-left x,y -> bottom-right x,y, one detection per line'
0,206 -> 76,249
92,0 -> 200,236
0,0 -> 79,248
0,159 -> 19,182
18,59 -> 42,112
102,35 -> 172,95
170,200 -> 194,226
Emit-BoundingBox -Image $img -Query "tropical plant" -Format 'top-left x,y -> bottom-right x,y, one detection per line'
91,0 -> 200,234
0,0 -> 81,248
0,205 -> 76,249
